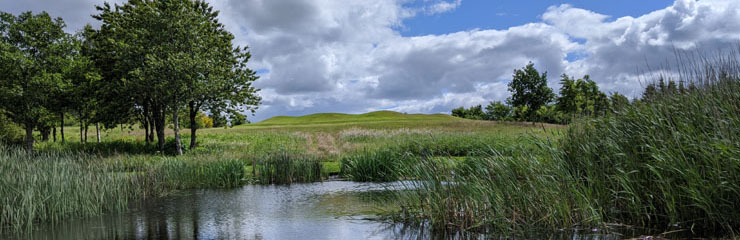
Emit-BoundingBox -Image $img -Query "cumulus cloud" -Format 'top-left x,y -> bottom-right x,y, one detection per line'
4,0 -> 740,121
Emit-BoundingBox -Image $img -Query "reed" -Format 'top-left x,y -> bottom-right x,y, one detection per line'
391,49 -> 740,235
254,152 -> 323,184
0,146 -> 137,232
341,149 -> 405,182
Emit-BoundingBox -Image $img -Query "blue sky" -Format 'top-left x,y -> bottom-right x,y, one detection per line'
3,0 -> 739,122
400,0 -> 675,36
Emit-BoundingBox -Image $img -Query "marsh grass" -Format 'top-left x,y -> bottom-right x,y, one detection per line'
560,50 -> 740,233
0,146 -> 137,232
390,49 -> 740,236
254,152 -> 323,184
341,149 -> 406,182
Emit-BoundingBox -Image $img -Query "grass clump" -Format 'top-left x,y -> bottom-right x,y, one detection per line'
0,146 -> 138,232
393,145 -> 597,234
154,158 -> 246,189
341,149 -> 405,182
254,153 -> 323,184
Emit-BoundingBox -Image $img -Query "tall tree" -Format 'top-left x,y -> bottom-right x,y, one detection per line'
507,62 -> 554,122
556,74 -> 578,119
0,11 -> 69,151
92,0 -> 260,154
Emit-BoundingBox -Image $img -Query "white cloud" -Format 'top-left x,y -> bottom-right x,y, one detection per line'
4,0 -> 739,121
424,0 -> 462,15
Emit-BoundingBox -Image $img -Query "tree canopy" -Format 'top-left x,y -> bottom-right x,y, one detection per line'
0,1 -> 261,153
507,62 -> 554,122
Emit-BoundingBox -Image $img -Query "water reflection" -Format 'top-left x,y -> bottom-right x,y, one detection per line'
3,181 -> 631,240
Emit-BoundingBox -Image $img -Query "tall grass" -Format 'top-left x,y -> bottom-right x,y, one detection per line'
391,49 -> 740,236
254,153 -> 323,184
0,146 -> 249,232
341,149 -> 405,182
560,50 -> 740,232
153,158 -> 246,189
0,146 -> 137,232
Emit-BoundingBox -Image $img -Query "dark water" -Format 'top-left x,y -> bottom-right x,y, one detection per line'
3,181 -> 629,240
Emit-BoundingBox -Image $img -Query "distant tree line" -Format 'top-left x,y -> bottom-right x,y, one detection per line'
451,62 -> 667,124
0,0 -> 261,153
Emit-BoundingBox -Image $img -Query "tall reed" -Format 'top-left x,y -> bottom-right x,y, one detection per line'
341,149 -> 406,182
0,146 -> 137,232
254,153 -> 323,184
561,49 -> 740,232
391,49 -> 740,235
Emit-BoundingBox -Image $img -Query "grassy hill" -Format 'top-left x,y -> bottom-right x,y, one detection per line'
253,111 -> 458,126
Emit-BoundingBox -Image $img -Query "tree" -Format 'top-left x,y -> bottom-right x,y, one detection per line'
228,110 -> 247,126
556,74 -> 578,116
92,0 -> 260,154
465,105 -> 484,120
484,101 -> 512,121
507,62 -> 554,122
451,107 -> 467,118
0,11 -> 69,151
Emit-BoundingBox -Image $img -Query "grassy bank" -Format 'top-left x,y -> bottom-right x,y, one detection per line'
389,53 -> 740,236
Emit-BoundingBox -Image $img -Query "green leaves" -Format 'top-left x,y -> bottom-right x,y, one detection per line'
507,62 -> 554,122
0,11 -> 71,150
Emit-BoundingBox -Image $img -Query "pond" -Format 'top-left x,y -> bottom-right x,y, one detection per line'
3,181 -> 627,239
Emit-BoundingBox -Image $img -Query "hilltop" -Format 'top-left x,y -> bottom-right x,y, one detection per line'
253,111 -> 458,126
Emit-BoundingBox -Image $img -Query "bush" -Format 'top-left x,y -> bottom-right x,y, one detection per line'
0,115 -> 24,144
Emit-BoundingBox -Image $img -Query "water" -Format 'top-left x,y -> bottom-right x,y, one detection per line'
3,181 -> 630,240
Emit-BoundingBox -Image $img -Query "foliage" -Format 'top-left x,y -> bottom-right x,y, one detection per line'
507,62 -> 555,122
0,11 -> 71,151
555,74 -> 611,123
91,0 -> 260,154
484,101 -> 512,121
0,114 -> 24,144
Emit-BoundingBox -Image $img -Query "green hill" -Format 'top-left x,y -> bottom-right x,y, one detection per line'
254,111 -> 458,126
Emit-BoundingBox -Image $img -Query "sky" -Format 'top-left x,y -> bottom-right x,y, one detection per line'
3,0 -> 739,122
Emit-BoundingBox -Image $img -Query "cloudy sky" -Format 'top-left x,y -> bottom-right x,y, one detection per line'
3,0 -> 739,122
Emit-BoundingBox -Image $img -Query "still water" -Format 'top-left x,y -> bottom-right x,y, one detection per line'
4,181 -> 626,240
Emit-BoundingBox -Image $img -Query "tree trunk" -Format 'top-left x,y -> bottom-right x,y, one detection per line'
173,101 -> 183,155
41,127 -> 50,142
153,104 -> 166,152
84,124 -> 88,143
144,119 -> 150,145
144,102 -> 150,145
80,120 -> 84,143
25,124 -> 34,152
60,113 -> 65,143
189,101 -> 197,150
53,126 -> 57,142
96,122 -> 101,143
148,119 -> 155,143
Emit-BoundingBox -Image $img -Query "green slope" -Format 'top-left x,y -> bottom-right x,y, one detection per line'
253,111 -> 459,126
